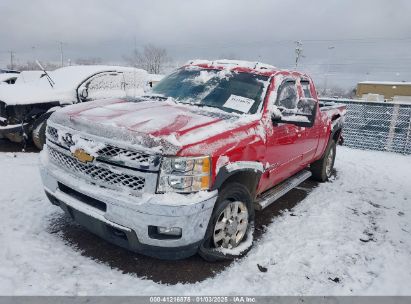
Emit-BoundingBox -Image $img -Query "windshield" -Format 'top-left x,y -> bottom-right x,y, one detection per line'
151,67 -> 269,114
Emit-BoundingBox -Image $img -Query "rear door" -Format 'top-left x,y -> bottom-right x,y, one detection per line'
297,79 -> 322,167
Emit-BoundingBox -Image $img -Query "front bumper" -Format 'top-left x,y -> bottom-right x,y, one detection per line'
0,123 -> 29,139
40,152 -> 218,260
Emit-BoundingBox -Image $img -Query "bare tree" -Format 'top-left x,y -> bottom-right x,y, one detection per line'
75,57 -> 103,65
124,44 -> 171,74
317,85 -> 356,99
7,61 -> 59,71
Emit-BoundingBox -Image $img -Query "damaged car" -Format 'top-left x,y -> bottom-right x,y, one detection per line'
0,65 -> 148,149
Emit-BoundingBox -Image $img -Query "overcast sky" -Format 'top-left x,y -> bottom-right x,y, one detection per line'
1,0 -> 411,88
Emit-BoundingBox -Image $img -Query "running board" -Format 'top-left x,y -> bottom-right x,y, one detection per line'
255,170 -> 312,210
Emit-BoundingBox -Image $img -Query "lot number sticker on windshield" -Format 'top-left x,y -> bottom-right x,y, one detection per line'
223,95 -> 255,113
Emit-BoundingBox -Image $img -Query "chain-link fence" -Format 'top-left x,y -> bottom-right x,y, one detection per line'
320,98 -> 411,154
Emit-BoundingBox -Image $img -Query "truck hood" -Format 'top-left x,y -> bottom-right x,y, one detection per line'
50,98 -> 263,155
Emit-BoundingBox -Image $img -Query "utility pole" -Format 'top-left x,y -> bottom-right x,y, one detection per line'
9,51 -> 15,69
59,41 -> 64,67
294,41 -> 303,68
323,46 -> 335,95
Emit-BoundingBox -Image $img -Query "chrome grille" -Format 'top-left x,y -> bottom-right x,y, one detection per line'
97,145 -> 152,164
48,146 -> 146,192
47,126 -> 58,142
46,125 -> 160,170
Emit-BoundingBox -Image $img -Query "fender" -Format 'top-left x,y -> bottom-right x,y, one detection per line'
31,107 -> 61,130
212,161 -> 264,196
330,115 -> 344,143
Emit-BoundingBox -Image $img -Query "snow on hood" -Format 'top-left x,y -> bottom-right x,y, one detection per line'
14,70 -> 45,84
50,98 -> 263,155
0,83 -> 74,105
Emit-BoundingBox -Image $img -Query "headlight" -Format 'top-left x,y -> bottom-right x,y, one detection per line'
157,156 -> 211,193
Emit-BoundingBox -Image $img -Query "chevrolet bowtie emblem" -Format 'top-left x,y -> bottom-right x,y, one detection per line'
72,149 -> 94,163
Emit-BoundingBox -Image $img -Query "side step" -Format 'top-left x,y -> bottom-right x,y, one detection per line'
254,170 -> 312,210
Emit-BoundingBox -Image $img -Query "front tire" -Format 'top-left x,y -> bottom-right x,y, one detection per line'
199,182 -> 255,261
310,140 -> 336,182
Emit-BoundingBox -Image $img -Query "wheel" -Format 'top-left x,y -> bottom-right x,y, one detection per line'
199,182 -> 255,261
310,140 -> 336,182
32,119 -> 47,150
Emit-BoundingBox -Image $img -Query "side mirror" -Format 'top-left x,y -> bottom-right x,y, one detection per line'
271,111 -> 282,124
272,98 -> 317,127
296,98 -> 316,116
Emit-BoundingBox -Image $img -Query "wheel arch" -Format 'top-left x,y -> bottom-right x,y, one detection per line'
31,105 -> 62,130
212,164 -> 263,199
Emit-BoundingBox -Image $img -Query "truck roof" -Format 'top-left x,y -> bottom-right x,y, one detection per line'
185,59 -> 309,78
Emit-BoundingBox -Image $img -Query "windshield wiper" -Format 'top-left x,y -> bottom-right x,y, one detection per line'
142,94 -> 168,101
178,101 -> 220,109
36,60 -> 55,88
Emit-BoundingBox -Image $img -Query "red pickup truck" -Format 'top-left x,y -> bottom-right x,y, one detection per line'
40,60 -> 346,261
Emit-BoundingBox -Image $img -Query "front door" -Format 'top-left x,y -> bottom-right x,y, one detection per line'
77,72 -> 126,103
260,79 -> 305,192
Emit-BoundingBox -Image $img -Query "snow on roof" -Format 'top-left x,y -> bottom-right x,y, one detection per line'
358,81 -> 411,86
14,71 -> 44,84
48,65 -> 146,89
186,59 -> 278,74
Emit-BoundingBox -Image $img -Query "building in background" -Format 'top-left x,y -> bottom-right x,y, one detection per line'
357,81 -> 411,103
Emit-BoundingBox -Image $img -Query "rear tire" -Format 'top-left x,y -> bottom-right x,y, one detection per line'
199,182 -> 255,262
310,140 -> 336,182
32,120 -> 47,150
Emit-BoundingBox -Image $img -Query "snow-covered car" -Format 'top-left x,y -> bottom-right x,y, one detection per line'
40,60 -> 346,261
14,70 -> 45,84
0,65 -> 148,149
148,73 -> 164,87
0,69 -> 20,85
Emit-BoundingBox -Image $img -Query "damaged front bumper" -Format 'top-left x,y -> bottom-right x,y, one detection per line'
40,152 -> 218,260
0,123 -> 29,140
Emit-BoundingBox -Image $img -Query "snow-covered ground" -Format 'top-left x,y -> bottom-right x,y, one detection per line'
0,147 -> 410,295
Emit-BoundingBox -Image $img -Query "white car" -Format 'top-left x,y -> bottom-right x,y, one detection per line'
0,65 -> 148,149
0,69 -> 20,85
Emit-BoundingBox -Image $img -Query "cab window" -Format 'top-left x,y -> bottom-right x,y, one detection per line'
276,81 -> 298,110
301,80 -> 312,98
